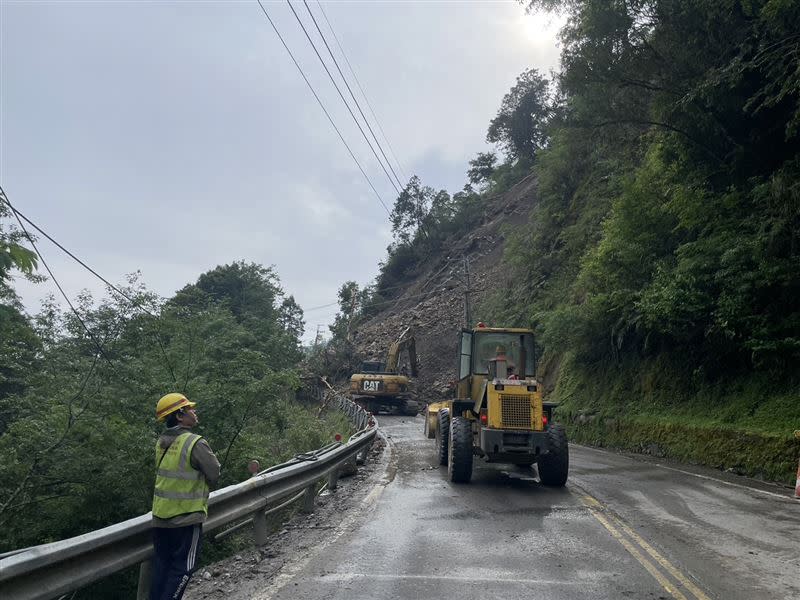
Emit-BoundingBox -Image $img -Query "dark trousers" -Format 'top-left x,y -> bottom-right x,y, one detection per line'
150,524 -> 202,600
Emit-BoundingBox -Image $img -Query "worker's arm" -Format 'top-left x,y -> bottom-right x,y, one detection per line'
191,438 -> 221,487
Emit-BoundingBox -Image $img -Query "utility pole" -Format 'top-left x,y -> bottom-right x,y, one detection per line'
313,324 -> 324,350
463,256 -> 471,328
345,290 -> 359,342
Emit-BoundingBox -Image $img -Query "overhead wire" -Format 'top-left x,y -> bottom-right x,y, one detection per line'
305,282 -> 487,318
3,196 -> 178,383
302,278 -> 424,313
255,0 -> 391,215
302,0 -> 404,190
316,3 -> 409,186
316,0 -> 408,184
302,255 -> 468,313
2,188 -> 131,383
303,300 -> 340,312
284,0 -> 401,196
302,281 -> 428,314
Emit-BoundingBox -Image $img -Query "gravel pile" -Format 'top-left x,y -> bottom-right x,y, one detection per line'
351,174 -> 539,403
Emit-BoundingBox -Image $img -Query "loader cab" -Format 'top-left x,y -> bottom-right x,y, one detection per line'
456,326 -> 536,400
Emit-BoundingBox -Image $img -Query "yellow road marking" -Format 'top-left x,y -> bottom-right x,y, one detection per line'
583,498 -> 690,600
610,513 -> 713,600
581,494 -> 712,600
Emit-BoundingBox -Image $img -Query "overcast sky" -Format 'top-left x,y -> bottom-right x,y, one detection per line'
1,0 -> 562,343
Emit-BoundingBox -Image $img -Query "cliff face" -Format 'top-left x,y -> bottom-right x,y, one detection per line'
350,174 -> 538,403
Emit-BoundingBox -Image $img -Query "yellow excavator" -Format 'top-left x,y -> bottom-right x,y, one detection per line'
424,323 -> 568,485
349,327 -> 420,415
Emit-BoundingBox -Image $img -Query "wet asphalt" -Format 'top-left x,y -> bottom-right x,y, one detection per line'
255,416 -> 800,600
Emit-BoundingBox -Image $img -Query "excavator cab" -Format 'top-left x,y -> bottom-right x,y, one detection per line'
360,361 -> 385,373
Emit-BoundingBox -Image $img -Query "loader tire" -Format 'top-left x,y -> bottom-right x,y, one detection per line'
448,417 -> 473,483
537,424 -> 569,486
435,410 -> 450,465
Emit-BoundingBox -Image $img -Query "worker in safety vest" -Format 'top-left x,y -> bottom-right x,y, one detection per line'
150,393 -> 220,600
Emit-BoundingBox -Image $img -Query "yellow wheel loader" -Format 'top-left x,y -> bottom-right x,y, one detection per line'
349,327 -> 421,415
425,324 -> 568,485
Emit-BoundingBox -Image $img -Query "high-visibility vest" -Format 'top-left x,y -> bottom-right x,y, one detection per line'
152,432 -> 210,519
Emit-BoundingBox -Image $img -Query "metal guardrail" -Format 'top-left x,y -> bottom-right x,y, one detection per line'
0,387 -> 376,600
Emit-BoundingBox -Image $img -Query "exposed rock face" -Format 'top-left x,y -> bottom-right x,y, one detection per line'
351,174 -> 538,404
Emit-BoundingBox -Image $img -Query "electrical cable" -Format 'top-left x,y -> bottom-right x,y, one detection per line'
302,0 -> 404,190
3,195 -> 178,383
285,0 -> 400,196
317,1 -> 408,184
306,282 -> 488,319
302,260 -> 468,313
255,0 -> 391,215
303,300 -> 340,312
3,189 -> 125,378
302,278 -> 416,312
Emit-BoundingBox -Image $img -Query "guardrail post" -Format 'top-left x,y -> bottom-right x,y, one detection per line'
347,453 -> 358,474
327,467 -> 339,491
136,560 -> 151,600
356,447 -> 368,465
253,509 -> 269,546
302,485 -> 316,513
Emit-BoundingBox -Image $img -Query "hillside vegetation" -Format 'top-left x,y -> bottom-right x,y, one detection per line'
0,251 -> 347,561
320,0 -> 800,483
494,0 -> 800,482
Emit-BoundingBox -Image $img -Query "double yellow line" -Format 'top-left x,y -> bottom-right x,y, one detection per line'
581,495 -> 712,600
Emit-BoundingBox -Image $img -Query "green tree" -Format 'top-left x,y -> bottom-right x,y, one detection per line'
499,0 -> 800,375
279,295 -> 305,341
467,152 -> 498,188
0,204 -> 42,424
0,263 -> 339,563
487,68 -> 552,160
390,176 -> 433,244
0,202 -> 38,286
172,261 -> 302,368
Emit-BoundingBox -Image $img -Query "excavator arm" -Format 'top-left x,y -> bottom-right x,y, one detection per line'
385,326 -> 418,376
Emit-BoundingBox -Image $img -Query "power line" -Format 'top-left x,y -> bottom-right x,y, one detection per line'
302,280 -> 425,313
305,282 -> 488,318
302,0 -> 404,190
303,300 -> 340,312
3,189 -> 123,374
10,205 -> 155,317
255,0 -> 391,215
302,278 -> 416,313
302,272 -> 465,314
316,0 -> 408,184
1,191 -> 178,383
285,0 -> 401,196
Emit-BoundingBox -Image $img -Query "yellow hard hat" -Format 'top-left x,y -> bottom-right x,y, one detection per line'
156,393 -> 196,422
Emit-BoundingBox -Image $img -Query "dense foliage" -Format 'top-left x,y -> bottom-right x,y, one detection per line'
478,0 -> 800,386
0,258 -> 346,554
324,1 -> 798,455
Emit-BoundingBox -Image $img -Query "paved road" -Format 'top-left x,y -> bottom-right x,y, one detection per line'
252,416 -> 800,600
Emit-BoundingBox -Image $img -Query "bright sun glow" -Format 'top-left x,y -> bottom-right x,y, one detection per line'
520,11 -> 565,45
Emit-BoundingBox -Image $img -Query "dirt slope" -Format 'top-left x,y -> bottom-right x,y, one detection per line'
351,174 -> 537,403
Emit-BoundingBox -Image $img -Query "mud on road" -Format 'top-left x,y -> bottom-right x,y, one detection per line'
184,431 -> 394,600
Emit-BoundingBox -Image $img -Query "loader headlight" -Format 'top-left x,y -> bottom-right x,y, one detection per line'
527,385 -> 538,392
494,384 -> 504,391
